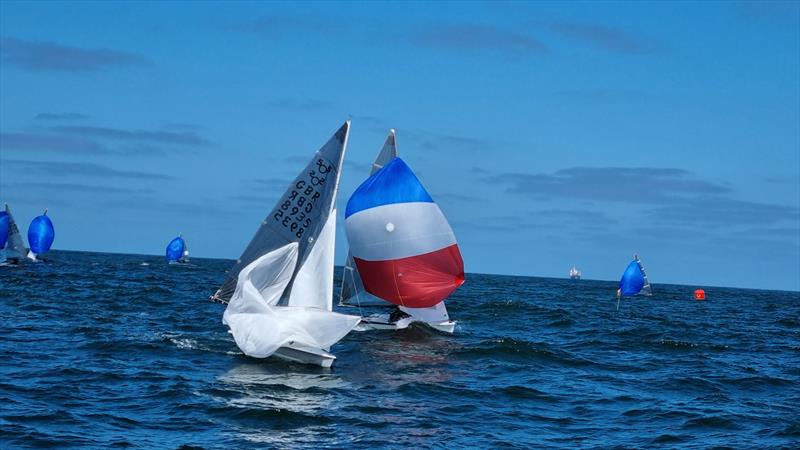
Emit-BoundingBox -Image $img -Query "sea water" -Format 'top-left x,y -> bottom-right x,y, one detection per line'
1,251 -> 798,448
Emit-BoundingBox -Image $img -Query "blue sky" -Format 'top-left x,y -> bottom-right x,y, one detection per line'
1,1 -> 798,290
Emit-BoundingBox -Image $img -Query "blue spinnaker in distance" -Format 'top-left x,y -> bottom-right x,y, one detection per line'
619,260 -> 645,297
28,212 -> 55,255
166,236 -> 186,262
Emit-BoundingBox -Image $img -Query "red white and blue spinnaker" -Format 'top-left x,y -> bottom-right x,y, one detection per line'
344,155 -> 465,319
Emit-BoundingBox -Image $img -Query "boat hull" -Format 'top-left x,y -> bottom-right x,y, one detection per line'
272,342 -> 336,368
356,315 -> 456,334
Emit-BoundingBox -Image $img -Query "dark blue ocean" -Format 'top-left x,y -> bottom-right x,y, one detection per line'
1,250 -> 798,449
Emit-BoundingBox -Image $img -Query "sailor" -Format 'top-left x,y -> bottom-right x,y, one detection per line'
388,307 -> 411,323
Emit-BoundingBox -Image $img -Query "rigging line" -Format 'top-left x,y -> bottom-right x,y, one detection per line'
350,265 -> 365,319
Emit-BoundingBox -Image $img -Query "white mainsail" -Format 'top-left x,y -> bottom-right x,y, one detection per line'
217,122 -> 360,366
4,204 -> 27,262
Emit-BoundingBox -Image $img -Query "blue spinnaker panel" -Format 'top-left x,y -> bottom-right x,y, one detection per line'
619,260 -> 644,296
345,157 -> 433,218
166,237 -> 185,262
28,214 -> 55,254
0,212 -> 9,249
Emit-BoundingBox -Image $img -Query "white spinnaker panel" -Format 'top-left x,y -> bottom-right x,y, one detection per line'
287,210 -> 336,310
339,129 -> 398,306
344,202 -> 456,261
400,301 -> 450,323
4,205 -> 26,260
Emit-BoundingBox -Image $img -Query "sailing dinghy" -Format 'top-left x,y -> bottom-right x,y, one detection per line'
212,122 -> 360,367
343,130 -> 464,333
1,204 -> 27,265
616,254 -> 652,309
27,209 -> 54,262
166,234 -> 190,264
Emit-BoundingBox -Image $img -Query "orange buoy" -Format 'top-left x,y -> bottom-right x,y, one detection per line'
694,289 -> 706,301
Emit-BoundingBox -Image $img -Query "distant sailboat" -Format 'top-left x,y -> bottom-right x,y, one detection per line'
343,131 -> 464,333
212,121 -> 360,367
166,234 -> 190,264
2,204 -> 27,265
616,254 -> 652,309
570,266 -> 581,280
27,209 -> 54,262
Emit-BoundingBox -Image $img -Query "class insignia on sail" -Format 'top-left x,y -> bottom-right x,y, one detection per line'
166,234 -> 189,264
27,209 -> 54,262
212,121 -> 360,367
344,139 -> 465,333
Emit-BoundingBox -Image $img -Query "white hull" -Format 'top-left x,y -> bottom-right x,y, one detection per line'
356,315 -> 456,334
272,342 -> 336,368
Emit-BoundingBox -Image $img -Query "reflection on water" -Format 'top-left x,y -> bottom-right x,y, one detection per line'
214,362 -> 350,446
350,324 -> 463,388
211,325 -> 465,448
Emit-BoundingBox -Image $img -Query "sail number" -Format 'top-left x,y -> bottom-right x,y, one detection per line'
273,158 -> 332,238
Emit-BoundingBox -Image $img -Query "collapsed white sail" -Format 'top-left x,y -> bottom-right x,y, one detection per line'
217,122 -> 360,363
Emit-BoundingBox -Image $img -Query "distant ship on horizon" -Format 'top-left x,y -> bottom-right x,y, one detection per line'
570,266 -> 581,280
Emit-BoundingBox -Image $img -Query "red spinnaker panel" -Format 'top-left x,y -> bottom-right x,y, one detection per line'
353,244 -> 465,308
